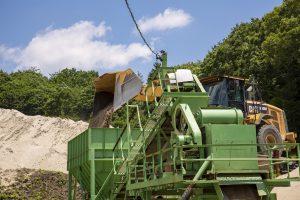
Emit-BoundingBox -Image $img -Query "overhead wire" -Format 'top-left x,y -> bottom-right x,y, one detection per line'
124,0 -> 160,59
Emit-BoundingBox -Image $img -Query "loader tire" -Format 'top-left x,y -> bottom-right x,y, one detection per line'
257,124 -> 282,155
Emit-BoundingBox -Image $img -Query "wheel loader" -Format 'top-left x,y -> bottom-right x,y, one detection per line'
199,76 -> 297,153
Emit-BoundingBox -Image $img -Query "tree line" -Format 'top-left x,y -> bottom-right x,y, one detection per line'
175,0 -> 300,135
0,0 -> 299,134
0,68 -> 98,121
0,68 -> 143,128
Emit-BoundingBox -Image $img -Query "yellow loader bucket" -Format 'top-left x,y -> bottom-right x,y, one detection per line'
135,85 -> 162,102
89,68 -> 142,128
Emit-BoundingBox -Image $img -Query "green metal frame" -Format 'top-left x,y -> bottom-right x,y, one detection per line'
68,52 -> 300,200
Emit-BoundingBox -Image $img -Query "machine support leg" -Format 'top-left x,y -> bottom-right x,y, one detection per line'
72,176 -> 77,200
143,191 -> 151,200
157,130 -> 163,174
297,144 -> 300,177
68,172 -> 72,200
213,184 -> 224,200
90,149 -> 96,200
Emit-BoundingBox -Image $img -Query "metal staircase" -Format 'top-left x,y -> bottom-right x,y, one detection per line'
111,95 -> 173,198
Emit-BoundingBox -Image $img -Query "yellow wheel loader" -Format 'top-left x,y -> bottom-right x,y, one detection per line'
200,75 -> 297,153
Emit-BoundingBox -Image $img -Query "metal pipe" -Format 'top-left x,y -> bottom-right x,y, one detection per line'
193,155 -> 212,181
95,168 -> 114,200
298,144 -> 300,178
181,158 -> 300,161
181,155 -> 212,200
112,109 -> 137,152
174,143 -> 297,148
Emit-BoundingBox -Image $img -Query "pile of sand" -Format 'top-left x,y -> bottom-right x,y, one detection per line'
0,108 -> 88,172
272,167 -> 300,200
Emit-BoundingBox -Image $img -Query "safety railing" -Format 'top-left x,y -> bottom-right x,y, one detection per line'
127,143 -> 300,186
112,103 -> 144,172
112,94 -> 175,175
143,66 -> 180,116
176,143 -> 300,180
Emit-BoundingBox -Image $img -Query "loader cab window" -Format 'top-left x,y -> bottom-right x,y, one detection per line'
203,78 -> 245,112
245,85 -> 262,102
204,79 -> 229,106
227,79 -> 245,111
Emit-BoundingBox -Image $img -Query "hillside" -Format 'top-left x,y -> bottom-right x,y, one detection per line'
0,108 -> 88,172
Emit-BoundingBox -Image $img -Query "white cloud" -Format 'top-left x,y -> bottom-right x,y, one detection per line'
150,37 -> 161,48
138,8 -> 192,33
0,45 -> 21,63
0,21 -> 152,75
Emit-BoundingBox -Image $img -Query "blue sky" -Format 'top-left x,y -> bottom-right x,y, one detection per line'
0,0 -> 282,78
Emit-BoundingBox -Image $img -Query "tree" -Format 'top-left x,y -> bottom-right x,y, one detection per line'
0,69 -> 50,115
0,68 -> 98,121
177,0 -> 300,135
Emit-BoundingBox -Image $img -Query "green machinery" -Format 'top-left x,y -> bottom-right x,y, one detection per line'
68,51 -> 300,200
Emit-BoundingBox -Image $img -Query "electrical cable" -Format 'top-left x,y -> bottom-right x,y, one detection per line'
124,0 -> 159,58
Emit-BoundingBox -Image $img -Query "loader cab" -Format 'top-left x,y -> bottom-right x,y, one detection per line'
201,75 -> 297,144
201,76 -> 247,113
201,76 -> 268,116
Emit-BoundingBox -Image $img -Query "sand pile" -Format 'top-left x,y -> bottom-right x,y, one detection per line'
0,108 -> 88,172
272,167 -> 300,200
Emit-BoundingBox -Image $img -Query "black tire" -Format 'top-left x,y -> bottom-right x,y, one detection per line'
257,124 -> 283,155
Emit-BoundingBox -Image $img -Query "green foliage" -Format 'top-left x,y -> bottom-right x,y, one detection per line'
47,68 -> 98,121
0,192 -> 18,199
1,0 -> 299,134
0,68 -> 50,115
173,62 -> 202,75
0,68 -> 98,121
0,67 -> 143,126
111,100 -> 146,128
0,169 -> 87,200
178,0 -> 300,135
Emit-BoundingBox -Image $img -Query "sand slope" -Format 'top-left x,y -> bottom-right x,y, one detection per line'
0,108 -> 88,172
272,168 -> 300,200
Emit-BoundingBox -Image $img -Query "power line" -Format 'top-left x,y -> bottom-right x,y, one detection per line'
124,0 -> 159,58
